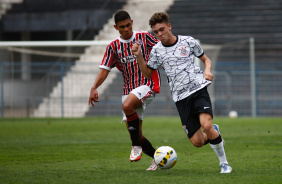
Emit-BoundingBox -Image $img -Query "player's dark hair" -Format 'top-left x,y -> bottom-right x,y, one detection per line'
114,10 -> 131,25
149,12 -> 169,27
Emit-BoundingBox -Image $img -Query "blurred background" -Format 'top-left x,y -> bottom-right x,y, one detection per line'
0,0 -> 281,118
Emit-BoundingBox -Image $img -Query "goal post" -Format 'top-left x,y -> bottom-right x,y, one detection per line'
0,40 -> 111,47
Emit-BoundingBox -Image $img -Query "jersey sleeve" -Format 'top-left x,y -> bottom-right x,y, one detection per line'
147,46 -> 161,70
188,37 -> 204,58
99,43 -> 117,71
146,32 -> 159,48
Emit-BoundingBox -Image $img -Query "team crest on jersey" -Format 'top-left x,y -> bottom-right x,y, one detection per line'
178,46 -> 189,56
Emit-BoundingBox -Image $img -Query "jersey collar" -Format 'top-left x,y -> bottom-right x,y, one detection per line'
162,35 -> 178,47
118,31 -> 136,43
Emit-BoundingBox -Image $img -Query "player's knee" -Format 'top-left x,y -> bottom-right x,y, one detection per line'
200,113 -> 213,133
202,123 -> 213,133
122,101 -> 134,114
190,139 -> 204,147
122,102 -> 129,112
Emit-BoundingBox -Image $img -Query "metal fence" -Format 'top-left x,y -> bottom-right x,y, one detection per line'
1,61 -> 282,118
1,40 -> 282,118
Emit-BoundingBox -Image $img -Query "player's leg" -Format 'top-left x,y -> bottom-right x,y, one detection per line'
137,119 -> 158,170
125,118 -> 155,156
127,85 -> 158,170
175,95 -> 209,147
199,113 -> 232,173
199,113 -> 218,140
122,93 -> 143,161
127,85 -> 157,157
196,86 -> 232,173
122,93 -> 142,115
124,119 -> 143,143
122,93 -> 142,144
189,127 -> 208,147
122,85 -> 157,164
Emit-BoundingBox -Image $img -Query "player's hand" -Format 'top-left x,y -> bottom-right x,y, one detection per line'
88,87 -> 99,107
131,43 -> 141,57
204,70 -> 213,81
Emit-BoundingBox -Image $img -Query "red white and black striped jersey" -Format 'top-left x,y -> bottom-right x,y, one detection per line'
99,31 -> 160,95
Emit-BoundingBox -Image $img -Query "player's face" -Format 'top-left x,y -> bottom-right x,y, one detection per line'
114,19 -> 133,40
152,22 -> 173,45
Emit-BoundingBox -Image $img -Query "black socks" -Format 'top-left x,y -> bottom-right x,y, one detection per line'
210,134 -> 223,145
140,137 -> 156,158
126,112 -> 140,146
126,112 -> 156,158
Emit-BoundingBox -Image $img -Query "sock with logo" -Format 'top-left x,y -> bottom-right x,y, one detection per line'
126,112 -> 140,146
140,136 -> 156,158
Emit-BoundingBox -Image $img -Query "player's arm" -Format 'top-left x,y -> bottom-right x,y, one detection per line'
199,54 -> 213,81
88,68 -> 110,107
132,43 -> 154,78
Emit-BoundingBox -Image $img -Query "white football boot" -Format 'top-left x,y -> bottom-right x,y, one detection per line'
220,163 -> 232,173
146,160 -> 158,171
129,146 -> 142,162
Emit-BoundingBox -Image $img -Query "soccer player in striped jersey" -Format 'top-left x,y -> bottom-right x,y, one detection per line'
132,12 -> 232,173
88,10 -> 159,171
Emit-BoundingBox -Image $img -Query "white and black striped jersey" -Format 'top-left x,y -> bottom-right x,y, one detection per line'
100,31 -> 160,95
147,35 -> 211,102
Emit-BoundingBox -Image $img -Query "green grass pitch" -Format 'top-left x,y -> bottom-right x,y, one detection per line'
0,117 -> 281,184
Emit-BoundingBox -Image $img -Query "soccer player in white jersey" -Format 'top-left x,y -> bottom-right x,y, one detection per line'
88,10 -> 160,170
132,12 -> 232,173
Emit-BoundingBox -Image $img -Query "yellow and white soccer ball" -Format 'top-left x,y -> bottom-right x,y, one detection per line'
154,146 -> 177,169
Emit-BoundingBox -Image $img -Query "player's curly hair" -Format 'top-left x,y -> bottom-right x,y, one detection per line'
149,12 -> 169,27
114,10 -> 131,25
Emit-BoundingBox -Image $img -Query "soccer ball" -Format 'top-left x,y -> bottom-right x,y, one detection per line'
154,146 -> 177,169
229,110 -> 238,118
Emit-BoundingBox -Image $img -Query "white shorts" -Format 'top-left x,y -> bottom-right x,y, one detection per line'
121,85 -> 156,122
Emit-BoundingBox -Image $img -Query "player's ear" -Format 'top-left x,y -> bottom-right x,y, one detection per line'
114,25 -> 118,30
168,23 -> 172,30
